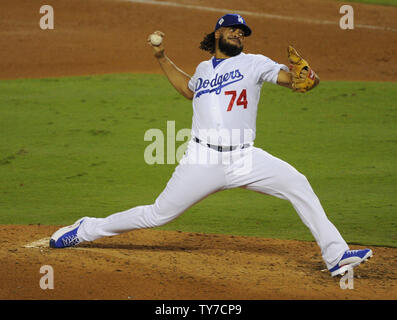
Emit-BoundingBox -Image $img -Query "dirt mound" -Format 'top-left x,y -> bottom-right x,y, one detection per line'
0,225 -> 395,299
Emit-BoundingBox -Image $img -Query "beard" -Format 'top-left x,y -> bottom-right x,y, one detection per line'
218,34 -> 243,57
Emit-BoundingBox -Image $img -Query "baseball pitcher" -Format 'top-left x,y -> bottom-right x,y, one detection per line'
50,14 -> 372,277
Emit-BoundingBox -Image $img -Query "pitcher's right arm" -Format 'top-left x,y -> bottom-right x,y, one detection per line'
148,31 -> 194,100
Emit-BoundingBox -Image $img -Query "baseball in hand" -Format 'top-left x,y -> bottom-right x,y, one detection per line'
149,33 -> 163,46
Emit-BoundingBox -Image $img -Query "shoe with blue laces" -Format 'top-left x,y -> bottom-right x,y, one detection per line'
329,248 -> 373,276
49,218 -> 86,248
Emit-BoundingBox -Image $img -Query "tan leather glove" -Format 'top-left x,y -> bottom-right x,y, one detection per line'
288,45 -> 318,93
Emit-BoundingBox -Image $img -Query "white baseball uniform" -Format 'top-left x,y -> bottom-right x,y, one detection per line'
77,53 -> 349,270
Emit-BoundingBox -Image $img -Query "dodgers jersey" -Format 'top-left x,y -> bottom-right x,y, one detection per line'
188,52 -> 288,146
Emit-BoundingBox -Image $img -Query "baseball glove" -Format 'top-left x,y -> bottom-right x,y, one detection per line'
287,45 -> 318,93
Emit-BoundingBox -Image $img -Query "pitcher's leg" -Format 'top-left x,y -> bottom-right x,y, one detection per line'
242,148 -> 349,269
78,163 -> 227,242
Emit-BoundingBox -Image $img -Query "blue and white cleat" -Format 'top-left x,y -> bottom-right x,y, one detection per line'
329,249 -> 373,276
49,218 -> 86,248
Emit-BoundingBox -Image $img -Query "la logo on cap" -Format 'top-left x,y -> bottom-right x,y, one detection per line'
237,15 -> 243,23
219,18 -> 224,25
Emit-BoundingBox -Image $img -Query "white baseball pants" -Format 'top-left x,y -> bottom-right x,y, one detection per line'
78,139 -> 349,269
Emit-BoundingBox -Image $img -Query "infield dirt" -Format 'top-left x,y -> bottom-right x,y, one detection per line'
0,0 -> 396,299
1,225 -> 396,299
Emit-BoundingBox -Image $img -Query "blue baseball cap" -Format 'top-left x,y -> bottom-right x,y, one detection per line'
214,14 -> 252,36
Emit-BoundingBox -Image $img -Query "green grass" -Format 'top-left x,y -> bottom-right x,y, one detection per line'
0,74 -> 396,247
336,0 -> 397,6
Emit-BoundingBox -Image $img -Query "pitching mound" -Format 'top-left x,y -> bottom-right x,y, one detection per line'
0,225 -> 395,299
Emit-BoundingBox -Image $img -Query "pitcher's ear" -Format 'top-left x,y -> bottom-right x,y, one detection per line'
214,29 -> 221,40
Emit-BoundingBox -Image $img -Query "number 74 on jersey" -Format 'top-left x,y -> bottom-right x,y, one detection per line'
225,89 -> 248,111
